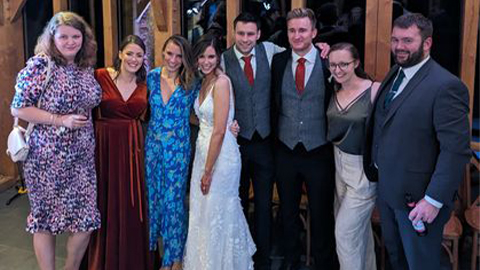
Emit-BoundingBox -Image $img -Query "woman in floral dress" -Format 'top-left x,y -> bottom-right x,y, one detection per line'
144,35 -> 197,270
10,12 -> 101,270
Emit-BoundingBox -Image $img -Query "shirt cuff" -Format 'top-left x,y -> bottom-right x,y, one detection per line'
424,195 -> 443,209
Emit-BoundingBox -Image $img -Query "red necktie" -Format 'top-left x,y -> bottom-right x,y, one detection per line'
242,55 -> 254,86
295,58 -> 306,95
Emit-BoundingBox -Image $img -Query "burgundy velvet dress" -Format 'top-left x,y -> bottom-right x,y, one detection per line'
86,68 -> 154,270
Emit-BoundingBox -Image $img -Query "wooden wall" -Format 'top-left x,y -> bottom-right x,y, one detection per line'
1,0 -> 27,176
0,0 -> 478,177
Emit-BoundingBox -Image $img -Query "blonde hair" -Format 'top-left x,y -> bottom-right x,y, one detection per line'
34,12 -> 97,68
286,8 -> 317,29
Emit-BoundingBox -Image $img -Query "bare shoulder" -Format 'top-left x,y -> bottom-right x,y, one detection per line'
371,81 -> 381,101
372,82 -> 380,97
215,74 -> 231,90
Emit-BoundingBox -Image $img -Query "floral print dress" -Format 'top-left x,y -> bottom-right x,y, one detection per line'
145,67 -> 198,266
11,54 -> 102,234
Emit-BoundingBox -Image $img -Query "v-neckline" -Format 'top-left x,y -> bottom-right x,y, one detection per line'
334,85 -> 370,113
198,83 -> 215,108
106,69 -> 138,103
159,70 -> 181,106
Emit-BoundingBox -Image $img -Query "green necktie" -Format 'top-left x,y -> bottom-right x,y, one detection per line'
384,70 -> 405,109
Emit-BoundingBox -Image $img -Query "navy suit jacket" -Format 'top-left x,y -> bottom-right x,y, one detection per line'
363,58 -> 470,209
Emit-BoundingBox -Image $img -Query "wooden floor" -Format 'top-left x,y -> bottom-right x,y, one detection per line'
0,184 -> 476,270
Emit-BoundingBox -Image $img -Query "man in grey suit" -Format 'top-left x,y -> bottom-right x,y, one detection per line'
363,13 -> 470,269
221,12 -> 329,270
271,8 -> 337,270
221,13 -> 284,270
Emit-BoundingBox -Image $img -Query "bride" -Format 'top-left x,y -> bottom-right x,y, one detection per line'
183,35 -> 256,270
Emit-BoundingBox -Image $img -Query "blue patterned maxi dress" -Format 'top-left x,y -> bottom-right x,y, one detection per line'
145,67 -> 198,267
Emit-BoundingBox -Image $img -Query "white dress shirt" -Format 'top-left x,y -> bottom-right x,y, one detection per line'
291,45 -> 318,88
220,41 -> 285,77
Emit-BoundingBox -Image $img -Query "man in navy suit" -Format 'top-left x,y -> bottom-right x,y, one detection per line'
364,13 -> 470,269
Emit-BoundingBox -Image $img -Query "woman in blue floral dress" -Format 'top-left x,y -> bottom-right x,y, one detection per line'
145,35 -> 197,270
10,12 -> 101,270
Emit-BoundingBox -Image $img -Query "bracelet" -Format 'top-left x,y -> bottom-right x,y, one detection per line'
204,168 -> 213,175
53,115 -> 61,127
57,115 -> 63,127
49,114 -> 55,125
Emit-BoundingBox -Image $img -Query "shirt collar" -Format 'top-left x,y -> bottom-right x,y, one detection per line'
400,55 -> 430,81
292,45 -> 317,64
234,45 -> 256,61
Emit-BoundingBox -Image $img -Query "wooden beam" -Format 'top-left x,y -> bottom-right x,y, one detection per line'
151,0 -> 167,31
153,0 -> 181,66
364,0 -> 379,78
0,3 -> 25,176
0,0 -> 4,26
53,0 -> 69,13
375,0 -> 393,81
102,0 -> 118,67
226,0 -> 241,48
5,0 -> 27,23
291,0 -> 306,10
460,0 -> 480,125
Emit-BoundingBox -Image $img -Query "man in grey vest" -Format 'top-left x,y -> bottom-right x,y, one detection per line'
221,13 -> 282,270
363,13 -> 470,269
271,8 -> 338,270
222,12 -> 329,270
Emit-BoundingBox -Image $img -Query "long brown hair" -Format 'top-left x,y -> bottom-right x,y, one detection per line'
162,35 -> 195,90
34,11 -> 97,68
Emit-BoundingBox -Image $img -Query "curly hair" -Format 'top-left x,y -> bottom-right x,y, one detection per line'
34,11 -> 97,68
162,35 -> 195,91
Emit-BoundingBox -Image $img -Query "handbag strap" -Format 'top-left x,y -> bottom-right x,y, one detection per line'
14,55 -> 53,136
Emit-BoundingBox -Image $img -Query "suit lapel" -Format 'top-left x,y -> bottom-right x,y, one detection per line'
382,59 -> 433,127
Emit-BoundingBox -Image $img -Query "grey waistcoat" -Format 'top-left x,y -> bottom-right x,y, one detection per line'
278,55 -> 327,151
223,43 -> 271,140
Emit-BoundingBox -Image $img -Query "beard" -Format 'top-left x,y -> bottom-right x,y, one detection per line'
393,41 -> 425,68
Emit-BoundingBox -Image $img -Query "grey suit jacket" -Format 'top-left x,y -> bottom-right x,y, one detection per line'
363,58 -> 470,209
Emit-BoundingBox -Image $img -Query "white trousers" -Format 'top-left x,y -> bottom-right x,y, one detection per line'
333,146 -> 377,270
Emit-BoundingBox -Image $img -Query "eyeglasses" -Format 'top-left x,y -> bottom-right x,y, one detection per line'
328,60 -> 355,70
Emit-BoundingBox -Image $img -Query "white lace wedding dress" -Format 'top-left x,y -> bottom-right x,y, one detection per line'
183,75 -> 256,270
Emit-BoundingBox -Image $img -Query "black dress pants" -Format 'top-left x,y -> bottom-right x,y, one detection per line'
238,132 -> 275,269
276,142 -> 338,269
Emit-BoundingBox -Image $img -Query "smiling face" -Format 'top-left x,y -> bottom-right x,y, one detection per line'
234,22 -> 261,55
197,45 -> 218,75
287,17 -> 317,56
163,41 -> 183,74
391,25 -> 431,67
328,49 -> 358,85
119,43 -> 144,75
54,25 -> 83,63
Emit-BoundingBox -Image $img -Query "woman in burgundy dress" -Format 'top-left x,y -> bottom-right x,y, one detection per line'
86,35 -> 155,270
